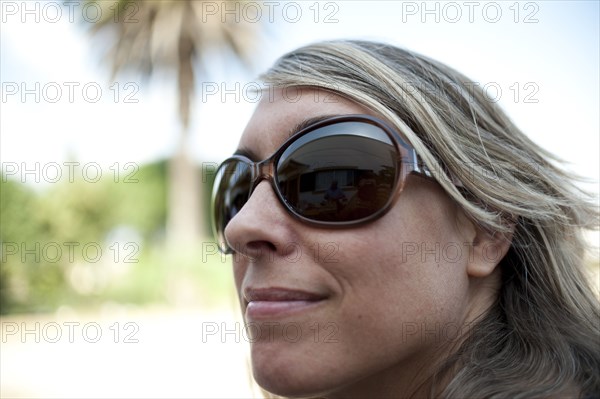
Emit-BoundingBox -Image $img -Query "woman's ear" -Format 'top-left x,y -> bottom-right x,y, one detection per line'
467,222 -> 514,278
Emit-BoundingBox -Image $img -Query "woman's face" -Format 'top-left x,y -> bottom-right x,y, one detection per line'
224,88 -> 492,398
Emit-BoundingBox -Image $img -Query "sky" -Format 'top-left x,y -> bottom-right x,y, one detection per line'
1,0 -> 599,196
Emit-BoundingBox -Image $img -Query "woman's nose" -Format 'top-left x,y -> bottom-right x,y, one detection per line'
224,181 -> 300,260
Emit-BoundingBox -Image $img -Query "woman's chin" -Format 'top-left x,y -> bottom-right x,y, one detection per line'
253,368 -> 319,398
251,348 -> 337,398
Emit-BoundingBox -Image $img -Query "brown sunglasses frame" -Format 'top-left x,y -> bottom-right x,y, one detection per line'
211,114 -> 432,254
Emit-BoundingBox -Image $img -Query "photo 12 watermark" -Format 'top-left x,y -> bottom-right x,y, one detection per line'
398,1 -> 540,24
1,82 -> 139,104
400,241 -> 507,265
199,81 -> 346,104
201,241 -> 340,264
1,162 -> 140,184
399,320 -> 483,344
202,159 -> 543,190
198,1 -> 340,24
1,1 -> 137,24
202,321 -> 339,344
195,80 -> 540,105
1,321 -> 140,343
1,241 -> 140,264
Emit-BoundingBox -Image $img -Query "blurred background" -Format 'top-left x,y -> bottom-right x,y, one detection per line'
1,1 -> 598,397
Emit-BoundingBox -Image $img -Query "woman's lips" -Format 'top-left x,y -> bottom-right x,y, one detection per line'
244,287 -> 327,319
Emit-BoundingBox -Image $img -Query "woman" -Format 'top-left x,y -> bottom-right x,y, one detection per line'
211,40 -> 599,398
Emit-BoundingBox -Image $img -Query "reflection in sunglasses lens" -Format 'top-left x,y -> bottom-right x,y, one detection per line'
277,122 -> 398,222
215,160 -> 251,244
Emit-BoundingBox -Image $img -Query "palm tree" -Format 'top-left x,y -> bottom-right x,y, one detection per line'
90,0 -> 260,245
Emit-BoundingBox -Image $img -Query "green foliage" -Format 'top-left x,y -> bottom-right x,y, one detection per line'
108,160 -> 168,242
0,160 -> 227,315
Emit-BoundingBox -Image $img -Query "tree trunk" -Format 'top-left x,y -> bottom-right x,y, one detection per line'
166,130 -> 202,247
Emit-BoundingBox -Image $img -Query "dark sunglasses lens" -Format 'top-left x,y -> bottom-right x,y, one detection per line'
276,121 -> 398,223
212,159 -> 252,251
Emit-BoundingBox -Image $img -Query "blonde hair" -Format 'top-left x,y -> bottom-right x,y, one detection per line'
258,40 -> 599,398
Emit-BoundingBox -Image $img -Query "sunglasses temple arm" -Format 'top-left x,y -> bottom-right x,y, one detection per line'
413,152 -> 465,188
410,150 -> 433,178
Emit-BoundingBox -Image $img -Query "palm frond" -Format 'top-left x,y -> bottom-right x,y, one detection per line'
89,0 -> 261,127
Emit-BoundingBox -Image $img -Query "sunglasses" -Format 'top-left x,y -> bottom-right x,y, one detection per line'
211,114 -> 432,254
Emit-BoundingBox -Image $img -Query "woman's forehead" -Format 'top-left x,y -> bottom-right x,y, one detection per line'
237,87 -> 372,158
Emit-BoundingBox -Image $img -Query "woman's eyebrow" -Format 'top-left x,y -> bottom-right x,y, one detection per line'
287,114 -> 337,138
232,147 -> 259,161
